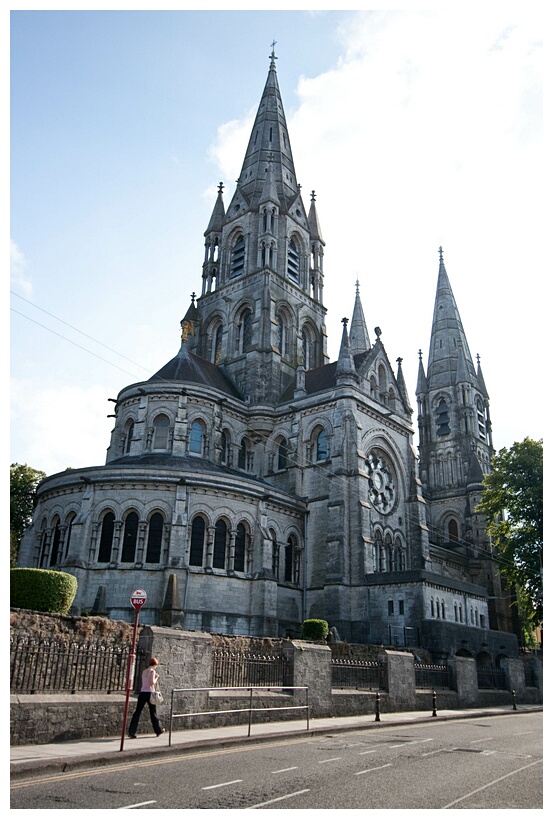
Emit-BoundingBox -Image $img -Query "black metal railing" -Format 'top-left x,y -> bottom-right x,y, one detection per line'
414,663 -> 453,689
476,665 -> 507,690
211,650 -> 293,689
10,637 -> 142,694
331,659 -> 386,691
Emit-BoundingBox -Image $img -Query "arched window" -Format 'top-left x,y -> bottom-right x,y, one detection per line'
152,414 -> 170,450
431,597 -> 435,617
190,420 -> 205,456
238,437 -> 252,471
234,522 -> 247,572
39,519 -> 48,568
436,399 -> 450,436
236,307 -> 252,353
146,512 -> 164,563
211,322 -> 223,364
230,234 -> 245,277
284,534 -> 300,584
302,325 -> 315,370
476,397 -> 486,440
189,516 -> 205,567
124,420 -> 134,454
395,536 -> 406,571
378,364 -> 387,395
221,430 -> 229,465
384,533 -> 393,572
287,236 -> 300,281
49,517 -> 61,567
271,530 -> 279,579
277,436 -> 288,470
213,519 -> 227,569
121,512 -> 139,563
98,512 -> 115,563
316,428 -> 328,461
448,518 -> 459,543
64,512 -> 76,560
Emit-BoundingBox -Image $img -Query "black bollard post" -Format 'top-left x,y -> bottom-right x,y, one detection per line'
432,689 -> 437,717
375,691 -> 381,722
512,689 -> 517,711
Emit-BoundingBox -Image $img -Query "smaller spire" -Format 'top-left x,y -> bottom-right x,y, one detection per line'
204,183 -> 225,236
476,353 -> 490,399
349,280 -> 371,355
307,190 -> 324,243
416,349 -> 427,395
336,317 -> 358,383
396,357 -> 412,413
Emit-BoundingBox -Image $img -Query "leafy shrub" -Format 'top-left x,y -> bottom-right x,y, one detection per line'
301,618 -> 329,641
11,568 -> 78,615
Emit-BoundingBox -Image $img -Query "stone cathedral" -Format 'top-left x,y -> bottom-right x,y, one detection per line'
19,54 -> 519,661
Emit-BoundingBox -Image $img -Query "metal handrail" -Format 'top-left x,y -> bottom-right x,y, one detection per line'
168,685 -> 309,746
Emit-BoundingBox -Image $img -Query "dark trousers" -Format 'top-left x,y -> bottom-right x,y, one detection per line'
128,692 -> 162,736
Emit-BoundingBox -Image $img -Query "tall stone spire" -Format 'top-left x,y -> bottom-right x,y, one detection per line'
427,247 -> 476,391
349,280 -> 371,355
234,47 -> 299,209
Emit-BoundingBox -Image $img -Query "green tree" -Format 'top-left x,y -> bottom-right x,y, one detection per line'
10,463 -> 46,567
478,438 -> 543,628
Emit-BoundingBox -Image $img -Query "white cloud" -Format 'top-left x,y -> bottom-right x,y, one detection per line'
10,239 -> 34,299
206,9 -> 543,451
10,379 -> 114,476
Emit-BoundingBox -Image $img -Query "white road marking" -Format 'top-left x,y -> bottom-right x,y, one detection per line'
318,757 -> 342,763
470,737 -> 492,744
355,763 -> 392,775
202,779 -> 243,790
246,788 -> 310,809
272,766 -> 299,773
118,800 -> 157,809
358,749 -> 377,755
441,760 -> 542,809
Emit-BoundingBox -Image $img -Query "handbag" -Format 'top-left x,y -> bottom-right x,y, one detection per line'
152,685 -> 164,705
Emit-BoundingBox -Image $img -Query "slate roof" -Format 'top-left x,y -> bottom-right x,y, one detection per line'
149,345 -> 242,399
108,452 -> 271,486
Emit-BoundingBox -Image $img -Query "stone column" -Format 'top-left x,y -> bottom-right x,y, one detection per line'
502,657 -> 526,697
282,641 -> 332,718
377,650 -> 416,710
453,655 -> 478,706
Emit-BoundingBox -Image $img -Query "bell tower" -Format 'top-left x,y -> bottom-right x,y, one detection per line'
189,49 -> 328,404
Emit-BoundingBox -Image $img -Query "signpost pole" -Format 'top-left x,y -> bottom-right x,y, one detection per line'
120,590 -> 147,752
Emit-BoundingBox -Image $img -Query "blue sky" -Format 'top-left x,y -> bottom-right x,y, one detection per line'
9,5 -> 544,476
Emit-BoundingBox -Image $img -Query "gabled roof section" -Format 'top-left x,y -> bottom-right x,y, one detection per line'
149,343 -> 242,399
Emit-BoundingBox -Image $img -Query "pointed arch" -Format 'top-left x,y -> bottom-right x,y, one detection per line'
145,511 -> 164,564
230,233 -> 245,278
121,510 -> 139,563
98,510 -> 115,563
152,413 -> 170,450
213,517 -> 229,569
189,515 -> 206,567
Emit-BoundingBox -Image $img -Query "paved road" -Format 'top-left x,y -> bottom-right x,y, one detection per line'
11,712 -> 542,809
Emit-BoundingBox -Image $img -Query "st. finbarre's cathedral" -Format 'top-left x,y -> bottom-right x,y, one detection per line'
19,53 -> 520,661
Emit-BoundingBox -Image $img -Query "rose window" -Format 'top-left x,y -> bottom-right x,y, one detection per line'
367,450 -> 397,514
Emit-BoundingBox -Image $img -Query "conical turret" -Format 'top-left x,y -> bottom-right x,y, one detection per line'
349,280 -> 371,355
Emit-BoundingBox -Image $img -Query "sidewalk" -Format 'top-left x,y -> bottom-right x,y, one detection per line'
10,704 -> 541,781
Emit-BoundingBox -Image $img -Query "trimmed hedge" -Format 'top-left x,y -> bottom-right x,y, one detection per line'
11,568 -> 78,615
302,618 -> 329,641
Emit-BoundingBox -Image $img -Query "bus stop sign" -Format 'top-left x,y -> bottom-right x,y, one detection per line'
130,589 -> 147,612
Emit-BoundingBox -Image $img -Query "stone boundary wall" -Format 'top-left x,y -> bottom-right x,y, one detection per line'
10,614 -> 542,746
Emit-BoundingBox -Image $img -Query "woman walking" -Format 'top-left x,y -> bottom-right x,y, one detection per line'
128,658 -> 165,738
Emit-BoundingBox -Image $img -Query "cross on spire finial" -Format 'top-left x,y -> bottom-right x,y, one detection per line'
191,292 -> 196,305
269,41 -> 278,65
439,246 -> 444,264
